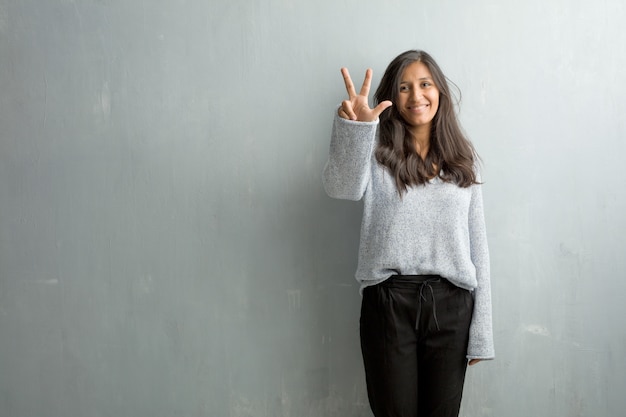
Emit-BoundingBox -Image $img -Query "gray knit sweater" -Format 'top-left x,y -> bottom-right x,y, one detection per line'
322,113 -> 495,360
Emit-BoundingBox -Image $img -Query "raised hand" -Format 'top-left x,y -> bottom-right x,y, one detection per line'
338,68 -> 392,122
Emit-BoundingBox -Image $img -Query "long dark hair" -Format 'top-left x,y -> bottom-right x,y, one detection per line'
374,50 -> 479,193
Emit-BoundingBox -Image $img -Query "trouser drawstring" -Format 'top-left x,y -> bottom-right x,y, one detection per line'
415,278 -> 441,331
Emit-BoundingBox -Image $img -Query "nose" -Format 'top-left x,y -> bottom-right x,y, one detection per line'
411,87 -> 423,101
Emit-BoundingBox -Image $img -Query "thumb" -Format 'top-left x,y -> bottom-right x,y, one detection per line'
372,100 -> 393,118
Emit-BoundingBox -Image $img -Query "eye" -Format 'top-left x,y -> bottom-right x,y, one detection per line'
421,82 -> 432,88
399,85 -> 410,92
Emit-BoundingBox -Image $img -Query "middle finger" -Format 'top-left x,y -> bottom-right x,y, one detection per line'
341,67 -> 357,98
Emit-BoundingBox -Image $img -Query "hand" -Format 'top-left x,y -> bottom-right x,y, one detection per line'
468,359 -> 482,366
338,67 -> 392,122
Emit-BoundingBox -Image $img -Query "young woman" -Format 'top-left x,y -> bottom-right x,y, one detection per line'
322,50 -> 494,417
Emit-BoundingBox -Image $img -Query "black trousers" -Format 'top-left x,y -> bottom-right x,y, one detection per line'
360,275 -> 474,417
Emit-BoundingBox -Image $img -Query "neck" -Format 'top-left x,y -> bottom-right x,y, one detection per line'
411,126 -> 431,160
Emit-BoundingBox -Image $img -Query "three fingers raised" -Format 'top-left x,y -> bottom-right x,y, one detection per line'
339,67 -> 392,122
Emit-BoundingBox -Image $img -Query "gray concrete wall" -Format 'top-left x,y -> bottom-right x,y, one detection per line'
1,1 -> 625,416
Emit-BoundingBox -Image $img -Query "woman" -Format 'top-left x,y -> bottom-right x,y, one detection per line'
322,50 -> 494,417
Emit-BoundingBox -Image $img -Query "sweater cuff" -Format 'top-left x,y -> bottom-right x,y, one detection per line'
333,106 -> 380,126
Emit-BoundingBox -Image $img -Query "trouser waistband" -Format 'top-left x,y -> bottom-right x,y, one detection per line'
382,274 -> 444,331
381,274 -> 442,285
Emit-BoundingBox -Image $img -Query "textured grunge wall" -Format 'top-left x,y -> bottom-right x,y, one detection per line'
1,1 -> 625,416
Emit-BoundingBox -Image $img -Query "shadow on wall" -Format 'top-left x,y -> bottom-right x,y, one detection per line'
205,132 -> 372,416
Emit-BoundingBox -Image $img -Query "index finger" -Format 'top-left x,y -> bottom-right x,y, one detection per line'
341,68 -> 357,98
359,68 -> 373,97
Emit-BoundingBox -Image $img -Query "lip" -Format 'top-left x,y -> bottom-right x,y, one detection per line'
407,104 -> 429,113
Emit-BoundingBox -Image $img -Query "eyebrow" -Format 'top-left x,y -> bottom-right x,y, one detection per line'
400,77 -> 433,83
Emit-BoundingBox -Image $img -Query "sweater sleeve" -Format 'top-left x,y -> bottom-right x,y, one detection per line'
466,177 -> 495,360
322,111 -> 379,201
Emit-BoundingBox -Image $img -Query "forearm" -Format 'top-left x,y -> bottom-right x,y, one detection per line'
322,112 -> 378,200
467,181 -> 495,359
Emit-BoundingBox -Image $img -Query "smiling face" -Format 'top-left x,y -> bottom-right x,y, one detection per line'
396,61 -> 440,136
